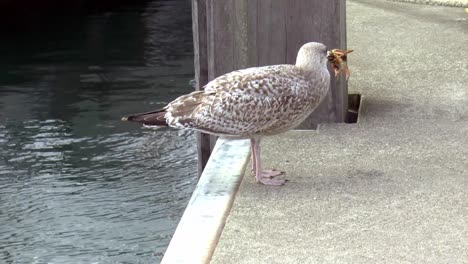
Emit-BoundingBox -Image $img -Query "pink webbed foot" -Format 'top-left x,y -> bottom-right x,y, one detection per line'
250,138 -> 287,186
250,168 -> 284,177
250,168 -> 284,178
261,169 -> 284,178
256,170 -> 287,186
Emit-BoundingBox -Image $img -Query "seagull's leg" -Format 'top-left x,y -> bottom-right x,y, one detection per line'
250,139 -> 256,174
252,138 -> 286,186
251,138 -> 283,177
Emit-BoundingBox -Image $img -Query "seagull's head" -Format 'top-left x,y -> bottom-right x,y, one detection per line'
296,42 -> 329,71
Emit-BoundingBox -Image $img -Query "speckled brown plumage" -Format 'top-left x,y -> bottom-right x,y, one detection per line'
165,64 -> 329,138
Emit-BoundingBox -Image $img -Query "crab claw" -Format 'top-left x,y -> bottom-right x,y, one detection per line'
332,49 -> 354,59
339,64 -> 351,80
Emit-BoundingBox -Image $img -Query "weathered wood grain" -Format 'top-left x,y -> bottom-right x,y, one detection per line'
192,0 -> 215,176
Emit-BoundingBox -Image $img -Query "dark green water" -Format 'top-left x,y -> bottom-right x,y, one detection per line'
0,1 -> 197,263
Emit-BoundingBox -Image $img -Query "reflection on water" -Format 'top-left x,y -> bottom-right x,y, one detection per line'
0,0 -> 196,263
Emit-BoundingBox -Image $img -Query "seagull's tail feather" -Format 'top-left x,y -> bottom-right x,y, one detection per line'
121,109 -> 168,127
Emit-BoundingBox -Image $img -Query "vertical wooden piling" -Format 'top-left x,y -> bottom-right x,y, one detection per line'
193,0 -> 347,174
192,0 -> 214,176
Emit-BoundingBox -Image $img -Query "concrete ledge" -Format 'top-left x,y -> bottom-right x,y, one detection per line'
161,138 -> 250,264
209,1 -> 468,263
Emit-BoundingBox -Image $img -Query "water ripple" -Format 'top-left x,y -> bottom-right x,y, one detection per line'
0,0 -> 196,262
0,119 -> 197,263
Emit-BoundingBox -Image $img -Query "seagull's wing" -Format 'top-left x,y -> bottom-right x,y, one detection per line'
165,65 -> 316,136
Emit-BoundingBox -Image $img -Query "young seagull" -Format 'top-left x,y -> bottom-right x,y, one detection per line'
122,42 -> 350,186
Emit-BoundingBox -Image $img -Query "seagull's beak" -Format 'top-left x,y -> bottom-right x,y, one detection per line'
326,50 -> 334,62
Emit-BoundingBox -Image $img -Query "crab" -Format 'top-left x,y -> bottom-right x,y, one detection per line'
327,49 -> 353,80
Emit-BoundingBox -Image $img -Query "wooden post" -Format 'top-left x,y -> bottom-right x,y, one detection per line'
192,0 -> 215,176
193,0 -> 347,174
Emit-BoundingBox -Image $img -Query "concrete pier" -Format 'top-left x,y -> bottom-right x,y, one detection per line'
213,0 -> 468,262
163,0 -> 468,263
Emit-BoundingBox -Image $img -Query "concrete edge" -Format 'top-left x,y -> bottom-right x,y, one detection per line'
387,0 -> 468,7
357,94 -> 364,124
161,138 -> 251,264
